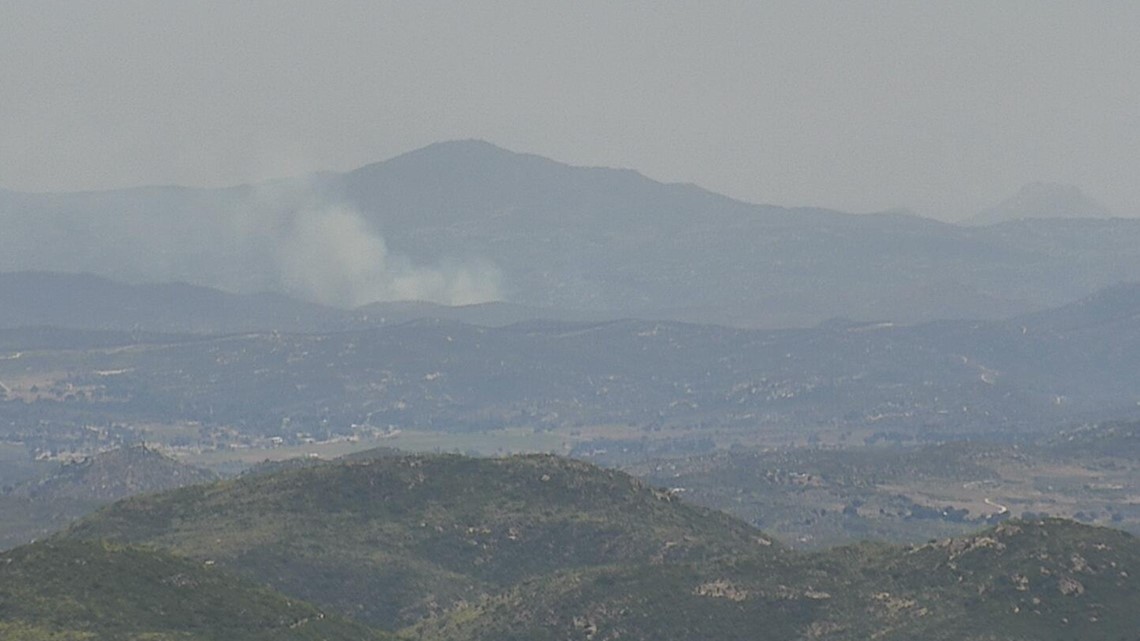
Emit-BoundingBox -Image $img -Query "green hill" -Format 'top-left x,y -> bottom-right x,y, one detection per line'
52,453 -> 1140,640
0,495 -> 99,551
414,519 -> 1140,641
11,445 -> 217,502
62,453 -> 776,628
0,539 -> 389,641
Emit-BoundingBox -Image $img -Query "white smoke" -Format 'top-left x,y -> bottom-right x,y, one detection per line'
271,204 -> 502,307
0,179 -> 505,308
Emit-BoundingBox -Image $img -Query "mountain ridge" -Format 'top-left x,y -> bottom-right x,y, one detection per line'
6,141 -> 1140,326
0,271 -> 356,334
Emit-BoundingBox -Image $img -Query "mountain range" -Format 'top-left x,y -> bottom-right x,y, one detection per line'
4,141 -> 1140,328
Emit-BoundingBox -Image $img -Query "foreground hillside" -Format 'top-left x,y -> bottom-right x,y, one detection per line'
414,519 -> 1140,641
0,539 -> 389,641
38,452 -> 1140,640
63,453 -> 774,628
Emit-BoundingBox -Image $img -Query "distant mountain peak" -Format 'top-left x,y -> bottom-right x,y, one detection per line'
971,181 -> 1112,225
416,138 -> 514,154
393,138 -> 523,163
352,139 -> 560,177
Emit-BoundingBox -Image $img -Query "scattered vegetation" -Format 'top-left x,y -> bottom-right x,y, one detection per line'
62,453 -> 775,628
414,518 -> 1140,641
0,452 -> 1133,640
0,539 -> 389,640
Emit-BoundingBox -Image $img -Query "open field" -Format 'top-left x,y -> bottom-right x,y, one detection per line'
631,438 -> 1140,548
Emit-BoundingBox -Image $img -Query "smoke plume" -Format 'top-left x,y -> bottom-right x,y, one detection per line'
0,180 -> 504,308
271,204 -> 502,307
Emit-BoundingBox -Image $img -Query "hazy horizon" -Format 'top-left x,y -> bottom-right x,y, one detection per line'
0,137 -> 1122,224
3,1 -> 1138,221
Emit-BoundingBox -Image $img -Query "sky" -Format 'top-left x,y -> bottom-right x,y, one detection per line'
2,1 -> 1138,221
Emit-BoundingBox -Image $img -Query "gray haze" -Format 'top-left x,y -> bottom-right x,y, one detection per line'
2,1 -> 1138,220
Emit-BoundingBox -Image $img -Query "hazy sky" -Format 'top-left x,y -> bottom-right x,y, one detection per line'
2,1 -> 1138,220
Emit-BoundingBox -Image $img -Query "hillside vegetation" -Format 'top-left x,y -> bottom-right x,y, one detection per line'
414,519 -> 1140,641
27,452 -> 1140,640
0,539 -> 389,641
63,453 -> 775,628
10,445 -> 217,502
0,446 -> 218,551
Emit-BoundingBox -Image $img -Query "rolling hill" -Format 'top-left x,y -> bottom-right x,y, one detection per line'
0,446 -> 219,551
0,539 -> 390,640
9,444 -> 217,502
413,518 -> 1140,641
35,451 -> 1140,640
5,283 -> 1139,449
62,453 -> 775,628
